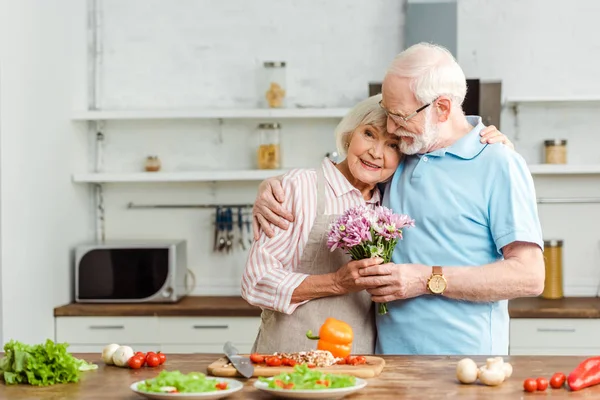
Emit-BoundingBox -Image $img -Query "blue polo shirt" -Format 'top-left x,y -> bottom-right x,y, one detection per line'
377,116 -> 543,355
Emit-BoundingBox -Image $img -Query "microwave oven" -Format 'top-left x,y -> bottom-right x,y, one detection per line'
74,240 -> 188,303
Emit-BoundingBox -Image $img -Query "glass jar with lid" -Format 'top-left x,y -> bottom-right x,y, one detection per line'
261,61 -> 286,108
257,123 -> 281,169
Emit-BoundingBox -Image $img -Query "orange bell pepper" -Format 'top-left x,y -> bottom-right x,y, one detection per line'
306,317 -> 353,358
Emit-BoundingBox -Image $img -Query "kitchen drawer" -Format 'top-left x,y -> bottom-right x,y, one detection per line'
64,344 -> 162,354
161,343 -> 254,354
510,346 -> 600,356
158,317 -> 260,344
510,318 -> 600,349
56,317 -> 159,345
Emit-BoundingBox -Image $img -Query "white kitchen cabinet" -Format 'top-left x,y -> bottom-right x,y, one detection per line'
55,316 -> 260,354
509,318 -> 600,355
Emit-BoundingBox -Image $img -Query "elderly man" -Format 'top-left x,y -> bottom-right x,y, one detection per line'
251,42 -> 544,355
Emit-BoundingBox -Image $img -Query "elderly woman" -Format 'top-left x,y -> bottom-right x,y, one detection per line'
241,94 -> 510,354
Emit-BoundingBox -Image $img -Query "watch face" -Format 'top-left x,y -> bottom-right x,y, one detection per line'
428,275 -> 447,294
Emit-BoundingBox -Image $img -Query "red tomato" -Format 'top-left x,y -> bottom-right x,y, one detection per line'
550,372 -> 566,389
283,383 -> 294,389
215,382 -> 228,390
523,378 -> 537,392
274,380 -> 284,387
250,354 -> 265,364
145,353 -> 161,367
128,356 -> 143,369
354,356 -> 367,365
146,351 -> 157,358
306,363 -> 316,368
135,351 -> 145,358
536,377 -> 549,391
157,352 -> 167,365
265,356 -> 282,367
316,380 -> 330,387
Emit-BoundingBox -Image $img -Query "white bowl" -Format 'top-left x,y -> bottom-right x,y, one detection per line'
130,377 -> 243,400
253,377 -> 367,399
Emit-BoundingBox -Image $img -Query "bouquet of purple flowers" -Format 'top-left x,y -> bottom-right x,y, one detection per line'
326,205 -> 415,315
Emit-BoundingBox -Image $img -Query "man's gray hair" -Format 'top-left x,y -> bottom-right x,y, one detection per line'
385,42 -> 467,107
334,94 -> 387,157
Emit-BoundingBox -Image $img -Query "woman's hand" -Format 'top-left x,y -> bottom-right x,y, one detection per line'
479,125 -> 515,151
252,176 -> 294,239
333,258 -> 384,295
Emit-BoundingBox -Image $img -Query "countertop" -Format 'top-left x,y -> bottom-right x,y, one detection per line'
1,354 -> 598,399
54,296 -> 600,319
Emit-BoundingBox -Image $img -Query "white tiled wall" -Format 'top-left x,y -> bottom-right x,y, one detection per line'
91,0 -> 405,295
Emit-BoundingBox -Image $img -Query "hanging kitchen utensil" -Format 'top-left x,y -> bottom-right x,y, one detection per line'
213,206 -> 221,252
237,207 -> 247,250
218,208 -> 227,252
225,208 -> 234,253
245,206 -> 253,245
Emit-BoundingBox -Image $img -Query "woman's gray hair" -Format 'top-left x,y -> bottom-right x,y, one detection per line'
334,94 -> 388,157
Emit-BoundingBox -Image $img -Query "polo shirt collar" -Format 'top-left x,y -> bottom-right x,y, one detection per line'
442,116 -> 487,160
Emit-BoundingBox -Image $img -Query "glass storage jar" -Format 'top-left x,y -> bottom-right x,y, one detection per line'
257,123 -> 281,169
541,239 -> 564,299
261,61 -> 286,108
544,139 -> 567,164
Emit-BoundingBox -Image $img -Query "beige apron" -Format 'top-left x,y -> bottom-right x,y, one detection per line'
251,165 -> 376,355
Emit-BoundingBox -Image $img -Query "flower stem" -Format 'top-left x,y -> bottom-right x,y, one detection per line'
378,302 -> 388,315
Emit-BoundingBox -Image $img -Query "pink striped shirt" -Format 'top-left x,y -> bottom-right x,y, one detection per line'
241,158 -> 381,314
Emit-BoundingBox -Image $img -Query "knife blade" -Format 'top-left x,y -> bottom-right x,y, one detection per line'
223,341 -> 254,378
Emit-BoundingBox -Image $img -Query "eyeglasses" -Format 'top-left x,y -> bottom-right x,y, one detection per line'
379,100 -> 432,125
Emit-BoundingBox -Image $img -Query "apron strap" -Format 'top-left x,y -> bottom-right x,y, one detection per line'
316,163 -> 327,216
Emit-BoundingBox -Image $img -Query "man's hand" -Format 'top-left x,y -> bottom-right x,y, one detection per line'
354,263 -> 430,303
333,258 -> 384,295
252,176 -> 294,239
479,125 -> 515,151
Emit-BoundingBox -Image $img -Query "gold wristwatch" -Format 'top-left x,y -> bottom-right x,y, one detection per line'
427,266 -> 447,295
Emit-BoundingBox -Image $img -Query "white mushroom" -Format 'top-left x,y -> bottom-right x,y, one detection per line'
456,358 -> 479,384
112,345 -> 134,367
502,362 -> 513,379
479,366 -> 505,386
101,343 -> 120,365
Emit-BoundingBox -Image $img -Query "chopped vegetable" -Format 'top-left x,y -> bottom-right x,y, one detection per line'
137,370 -> 228,393
258,364 -> 356,390
0,339 -> 97,386
306,318 -> 353,359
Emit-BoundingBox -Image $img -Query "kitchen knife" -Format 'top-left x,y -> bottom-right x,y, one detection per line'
223,341 -> 254,378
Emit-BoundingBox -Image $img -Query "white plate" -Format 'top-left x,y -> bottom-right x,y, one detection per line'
253,378 -> 367,399
130,377 -> 243,400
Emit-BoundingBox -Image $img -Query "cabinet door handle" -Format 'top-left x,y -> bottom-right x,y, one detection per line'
193,325 -> 229,329
537,328 -> 576,333
89,325 -> 125,330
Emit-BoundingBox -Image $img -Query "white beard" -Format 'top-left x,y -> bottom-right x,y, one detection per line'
397,110 -> 439,155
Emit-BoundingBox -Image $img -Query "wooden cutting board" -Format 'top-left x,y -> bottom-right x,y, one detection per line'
207,356 -> 385,379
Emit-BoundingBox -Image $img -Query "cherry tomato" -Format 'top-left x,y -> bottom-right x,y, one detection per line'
128,356 -> 143,369
250,353 -> 265,364
157,352 -> 167,365
536,377 -> 549,391
283,383 -> 294,389
274,380 -> 284,387
265,356 -> 282,367
550,372 -> 566,389
145,353 -> 161,367
523,378 -> 537,392
135,351 -> 145,358
215,382 -> 228,390
316,380 -> 330,387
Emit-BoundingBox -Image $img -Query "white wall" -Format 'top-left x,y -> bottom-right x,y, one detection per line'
0,0 -> 92,345
458,0 -> 600,295
91,0 -> 406,295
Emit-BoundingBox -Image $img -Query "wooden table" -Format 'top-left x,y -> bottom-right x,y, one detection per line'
1,354 -> 599,399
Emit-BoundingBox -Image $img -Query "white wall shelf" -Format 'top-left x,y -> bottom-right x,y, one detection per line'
72,108 -> 350,121
528,164 -> 600,175
505,96 -> 600,106
72,170 -> 289,183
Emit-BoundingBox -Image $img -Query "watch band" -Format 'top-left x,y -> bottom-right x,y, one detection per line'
432,266 -> 443,276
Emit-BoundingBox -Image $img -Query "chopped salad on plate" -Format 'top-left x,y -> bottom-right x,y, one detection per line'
136,370 -> 230,394
258,364 -> 357,390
